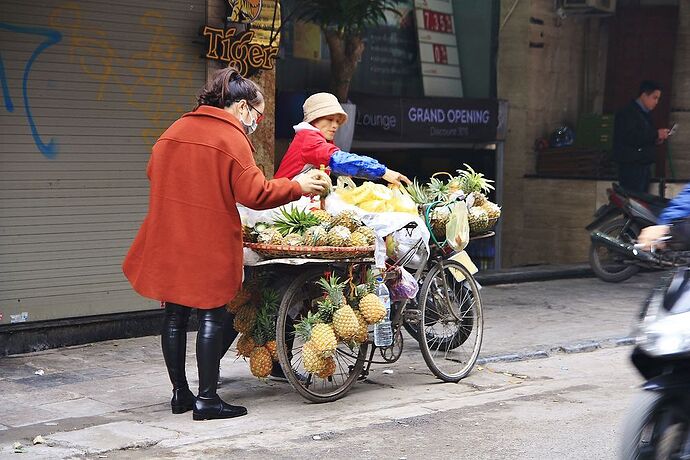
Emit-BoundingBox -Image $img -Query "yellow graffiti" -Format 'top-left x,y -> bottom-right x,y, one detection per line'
49,3 -> 197,146
202,26 -> 278,77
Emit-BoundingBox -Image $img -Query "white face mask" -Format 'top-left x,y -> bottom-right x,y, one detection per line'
241,107 -> 258,135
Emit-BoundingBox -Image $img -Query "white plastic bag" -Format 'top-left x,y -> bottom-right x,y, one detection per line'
445,200 -> 470,251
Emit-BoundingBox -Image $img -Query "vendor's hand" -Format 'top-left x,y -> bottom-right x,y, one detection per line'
295,169 -> 331,195
382,168 -> 412,186
637,224 -> 671,251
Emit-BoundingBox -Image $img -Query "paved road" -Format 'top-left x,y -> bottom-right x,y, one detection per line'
0,272 -> 663,459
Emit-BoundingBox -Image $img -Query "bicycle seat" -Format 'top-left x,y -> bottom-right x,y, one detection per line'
626,199 -> 658,225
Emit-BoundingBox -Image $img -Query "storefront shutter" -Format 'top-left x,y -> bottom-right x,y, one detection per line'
0,0 -> 206,323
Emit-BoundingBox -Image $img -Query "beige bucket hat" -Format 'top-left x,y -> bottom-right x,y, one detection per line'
303,92 -> 348,124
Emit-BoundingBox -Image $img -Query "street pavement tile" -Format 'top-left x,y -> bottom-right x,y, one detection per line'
2,388 -> 82,407
0,405 -> 62,428
46,421 -> 178,453
13,371 -> 87,388
39,397 -> 117,419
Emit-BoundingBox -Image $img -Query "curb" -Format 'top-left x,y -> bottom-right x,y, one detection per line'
477,335 -> 635,365
474,264 -> 594,286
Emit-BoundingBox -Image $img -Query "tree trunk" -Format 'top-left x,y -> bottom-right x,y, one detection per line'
323,30 -> 365,102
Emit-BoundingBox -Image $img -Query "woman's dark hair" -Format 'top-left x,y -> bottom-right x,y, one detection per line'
639,80 -> 663,96
196,67 -> 263,109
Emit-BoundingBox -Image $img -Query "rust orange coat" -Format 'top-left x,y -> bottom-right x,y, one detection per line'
123,106 -> 302,308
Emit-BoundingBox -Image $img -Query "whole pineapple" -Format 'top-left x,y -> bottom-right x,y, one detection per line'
302,341 -> 326,374
331,210 -> 361,232
353,310 -> 369,344
233,303 -> 257,334
257,227 -> 284,245
469,191 -> 487,207
295,311 -> 337,358
430,205 -> 451,240
317,277 -> 359,341
249,346 -> 273,378
349,231 -> 369,248
283,233 -> 304,246
310,209 -> 333,227
327,225 -> 351,247
482,201 -> 501,220
303,225 -> 329,246
265,340 -> 278,361
468,207 -> 490,234
356,271 -> 386,325
236,333 -> 255,358
355,226 -> 377,245
226,287 -> 251,314
316,356 -> 337,379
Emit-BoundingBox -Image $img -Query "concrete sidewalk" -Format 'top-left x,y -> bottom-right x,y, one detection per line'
0,272 -> 661,458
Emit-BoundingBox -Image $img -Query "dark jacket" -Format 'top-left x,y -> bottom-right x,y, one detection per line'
612,100 -> 658,165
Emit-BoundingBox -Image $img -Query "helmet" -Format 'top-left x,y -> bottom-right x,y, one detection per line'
549,125 -> 575,148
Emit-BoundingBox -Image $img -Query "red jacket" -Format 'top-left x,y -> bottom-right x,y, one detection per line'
274,123 -> 339,179
123,106 -> 302,308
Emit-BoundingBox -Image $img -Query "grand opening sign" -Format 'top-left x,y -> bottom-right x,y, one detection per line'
351,96 -> 500,143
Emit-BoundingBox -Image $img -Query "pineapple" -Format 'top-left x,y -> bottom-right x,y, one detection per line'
265,340 -> 278,361
274,206 -> 320,236
242,225 -> 255,243
283,233 -> 304,246
257,227 -> 284,245
226,287 -> 251,314
429,205 -> 451,240
310,209 -> 333,226
316,356 -> 337,379
236,333 -> 255,358
327,225 -> 351,247
295,311 -> 337,358
357,271 -> 386,325
353,310 -> 369,344
482,201 -> 501,220
469,191 -> 487,207
302,341 -> 325,374
249,346 -> 273,378
457,164 -> 495,195
468,207 -> 490,234
331,210 -> 361,232
349,231 -> 369,248
303,225 -> 329,246
317,277 -> 359,341
355,226 -> 376,245
233,303 -> 257,334
404,179 -> 430,206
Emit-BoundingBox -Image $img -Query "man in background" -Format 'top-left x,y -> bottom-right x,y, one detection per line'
612,80 -> 670,193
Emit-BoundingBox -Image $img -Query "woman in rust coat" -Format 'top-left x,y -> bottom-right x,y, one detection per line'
123,68 -> 329,420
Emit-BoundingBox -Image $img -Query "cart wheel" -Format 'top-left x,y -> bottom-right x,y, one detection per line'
276,267 -> 369,403
418,260 -> 483,382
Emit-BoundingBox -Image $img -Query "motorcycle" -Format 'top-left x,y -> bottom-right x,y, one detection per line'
620,263 -> 690,459
588,184 -> 670,283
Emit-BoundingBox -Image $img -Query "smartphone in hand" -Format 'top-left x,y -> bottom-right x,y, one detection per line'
669,123 -> 678,137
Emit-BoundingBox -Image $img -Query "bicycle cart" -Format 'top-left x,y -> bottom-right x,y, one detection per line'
245,224 -> 486,403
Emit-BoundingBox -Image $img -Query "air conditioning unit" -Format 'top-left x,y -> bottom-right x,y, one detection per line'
562,0 -> 616,13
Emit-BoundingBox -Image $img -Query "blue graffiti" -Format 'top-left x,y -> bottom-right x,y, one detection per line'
0,23 -> 62,158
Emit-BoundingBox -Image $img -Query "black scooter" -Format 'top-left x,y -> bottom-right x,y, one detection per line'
620,264 -> 690,459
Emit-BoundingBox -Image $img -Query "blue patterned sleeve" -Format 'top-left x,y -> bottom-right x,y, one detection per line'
329,150 -> 387,180
659,184 -> 690,224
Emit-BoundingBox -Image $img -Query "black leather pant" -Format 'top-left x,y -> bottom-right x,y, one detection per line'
161,303 -> 235,397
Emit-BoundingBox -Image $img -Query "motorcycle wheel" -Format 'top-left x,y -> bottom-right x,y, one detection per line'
620,391 -> 690,460
589,218 -> 640,283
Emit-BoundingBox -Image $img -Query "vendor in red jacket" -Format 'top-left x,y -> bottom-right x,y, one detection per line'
274,92 -> 411,186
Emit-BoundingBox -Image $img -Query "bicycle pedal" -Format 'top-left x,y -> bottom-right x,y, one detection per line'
404,309 -> 421,324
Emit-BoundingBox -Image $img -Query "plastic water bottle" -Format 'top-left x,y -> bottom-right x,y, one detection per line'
373,276 -> 393,347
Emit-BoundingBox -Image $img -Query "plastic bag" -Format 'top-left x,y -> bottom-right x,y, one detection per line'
445,200 -> 470,251
384,224 -> 429,269
389,267 -> 419,301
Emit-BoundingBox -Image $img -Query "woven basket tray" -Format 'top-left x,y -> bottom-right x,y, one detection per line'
244,242 -> 375,260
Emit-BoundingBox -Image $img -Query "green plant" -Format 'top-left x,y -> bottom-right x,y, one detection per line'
293,0 -> 403,101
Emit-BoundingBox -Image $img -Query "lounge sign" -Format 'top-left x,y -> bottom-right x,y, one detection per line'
201,0 -> 281,77
351,96 -> 500,143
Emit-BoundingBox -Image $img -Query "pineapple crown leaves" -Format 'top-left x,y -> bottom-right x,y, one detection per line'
315,298 -> 337,324
274,206 -> 321,236
404,178 -> 431,205
294,310 -> 321,342
316,276 -> 347,306
456,164 -> 495,194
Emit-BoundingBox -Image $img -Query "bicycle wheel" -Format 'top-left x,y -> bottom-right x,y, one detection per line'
418,259 -> 483,382
276,267 -> 369,403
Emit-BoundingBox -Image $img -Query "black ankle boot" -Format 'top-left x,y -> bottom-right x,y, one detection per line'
193,307 -> 248,421
171,387 -> 196,414
162,303 -> 193,414
193,396 -> 247,420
